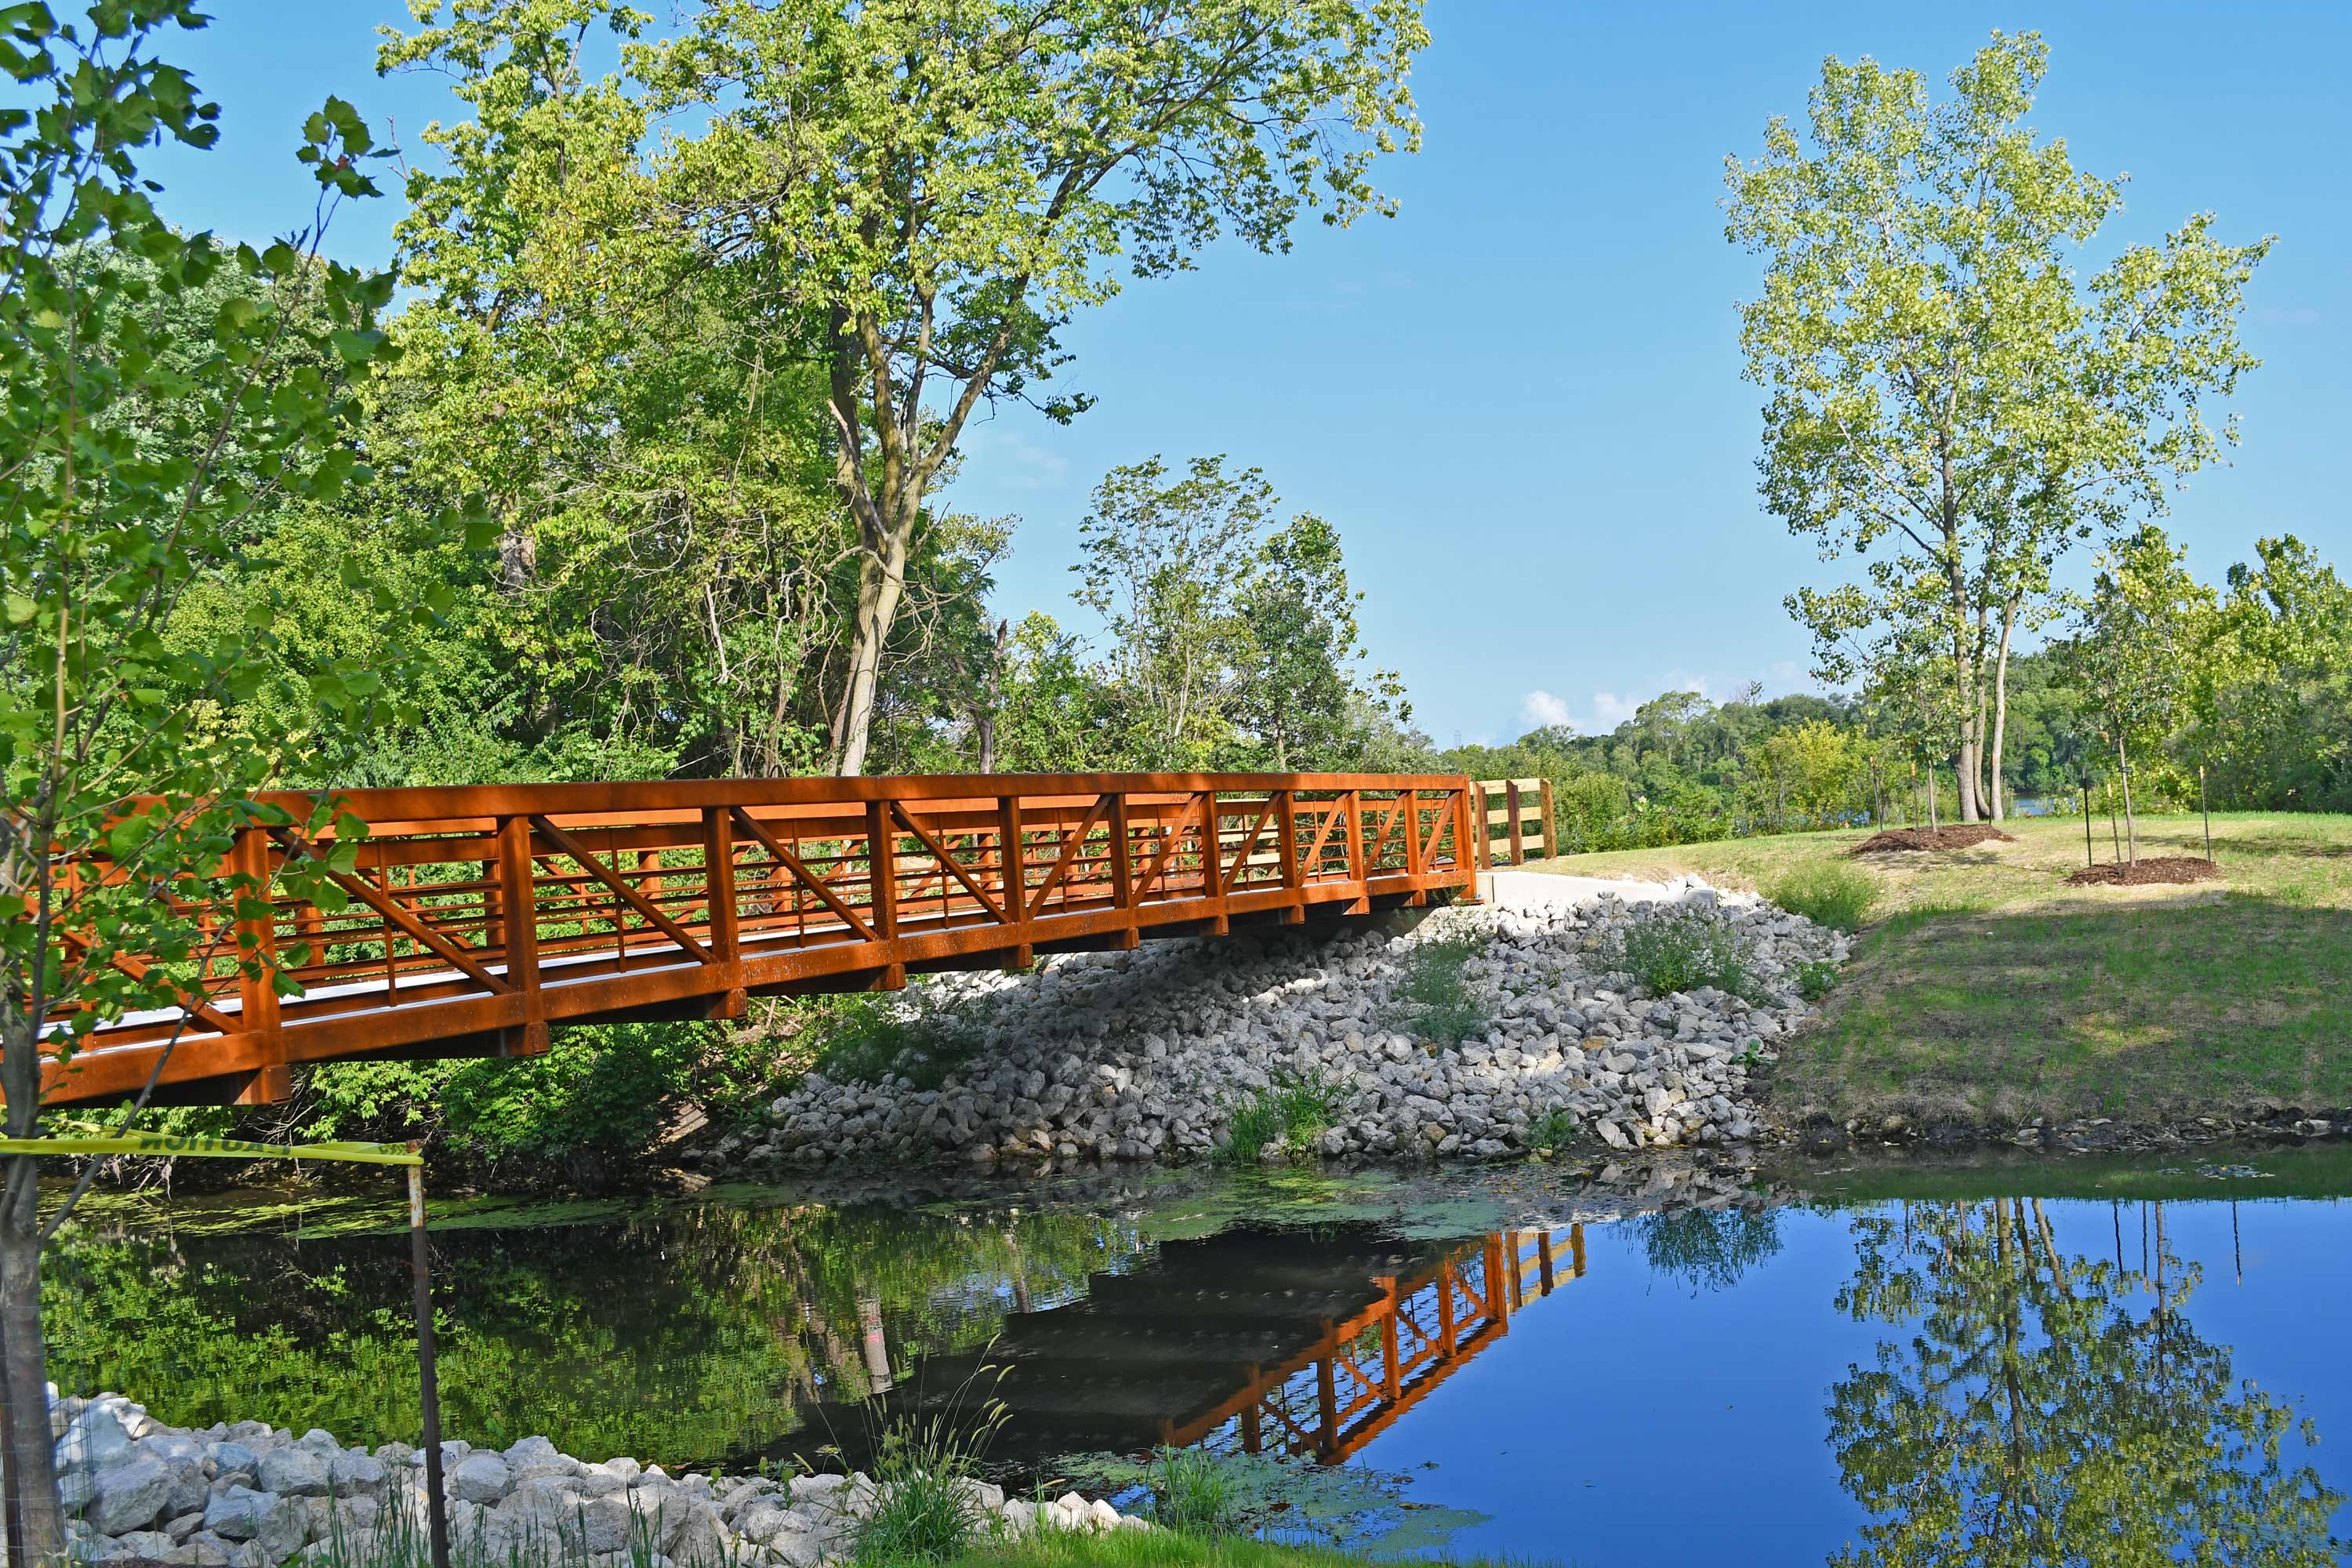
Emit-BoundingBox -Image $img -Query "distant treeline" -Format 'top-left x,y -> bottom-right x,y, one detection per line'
1436,535 -> 2352,854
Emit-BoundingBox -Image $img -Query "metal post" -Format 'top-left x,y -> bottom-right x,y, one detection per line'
408,1160 -> 451,1568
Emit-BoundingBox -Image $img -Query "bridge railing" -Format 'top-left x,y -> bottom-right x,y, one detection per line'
39,773 -> 1479,1107
1471,776 -> 1556,866
1175,1225 -> 1587,1464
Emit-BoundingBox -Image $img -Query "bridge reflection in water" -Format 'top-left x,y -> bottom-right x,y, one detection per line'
774,1222 -> 1584,1472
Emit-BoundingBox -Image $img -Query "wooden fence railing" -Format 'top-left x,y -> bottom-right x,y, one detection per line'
1471,777 -> 1555,866
37,773 -> 1480,1108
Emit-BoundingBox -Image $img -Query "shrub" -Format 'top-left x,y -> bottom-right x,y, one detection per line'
1765,861 -> 1879,931
725,989 -> 982,1098
1612,910 -> 1752,1000
1218,1073 -> 1342,1167
1796,959 -> 1840,1001
1377,929 -> 1493,1045
440,1021 -> 707,1159
809,992 -> 982,1090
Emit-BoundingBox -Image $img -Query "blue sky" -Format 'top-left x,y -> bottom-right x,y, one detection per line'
143,2 -> 2350,746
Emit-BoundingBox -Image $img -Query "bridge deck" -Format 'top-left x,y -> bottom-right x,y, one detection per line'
760,1221 -> 1586,1472
40,772 -> 1479,1108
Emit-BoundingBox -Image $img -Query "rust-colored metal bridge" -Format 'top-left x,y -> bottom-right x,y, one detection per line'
1170,1223 -> 1587,1464
774,1219 -> 1586,1474
42,773 -> 1479,1109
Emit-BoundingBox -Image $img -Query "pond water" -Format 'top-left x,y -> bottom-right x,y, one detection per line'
49,1149 -> 2352,1565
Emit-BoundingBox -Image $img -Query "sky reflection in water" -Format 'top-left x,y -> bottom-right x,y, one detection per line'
49,1166 -> 2352,1566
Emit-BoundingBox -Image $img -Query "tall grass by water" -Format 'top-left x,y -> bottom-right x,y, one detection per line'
1217,1074 -> 1342,1167
1138,1446 -> 1244,1536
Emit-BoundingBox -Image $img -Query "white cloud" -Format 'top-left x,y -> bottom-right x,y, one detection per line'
1588,691 -> 1641,728
1519,690 -> 1573,729
955,422 -> 1069,491
1658,672 -> 1711,700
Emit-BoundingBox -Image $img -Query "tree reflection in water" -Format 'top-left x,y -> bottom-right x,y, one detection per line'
1829,1198 -> 2343,1566
1631,1204 -> 1782,1294
47,1200 -> 1142,1468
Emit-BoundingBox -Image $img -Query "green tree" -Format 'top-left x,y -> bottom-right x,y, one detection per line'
379,0 -> 855,783
1232,515 -> 1403,771
2190,537 -> 2352,810
0,5 -> 456,1555
637,0 -> 1429,775
1727,31 -> 2268,823
2056,525 -> 2212,861
1069,457 -> 1401,771
987,613 -> 1118,774
1073,456 -> 1266,768
1751,719 -> 1866,832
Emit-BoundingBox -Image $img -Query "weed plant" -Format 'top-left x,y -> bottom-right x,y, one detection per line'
1377,931 -> 1493,1046
303,1486 -> 684,1568
1139,1446 -> 1243,1535
1218,1073 -> 1341,1167
845,1365 -> 1012,1565
1612,911 -> 1753,1000
1053,1448 -> 1490,1558
1523,1109 -> 1581,1158
1796,960 -> 1840,1001
1764,862 -> 1879,931
916,1528 -> 1526,1568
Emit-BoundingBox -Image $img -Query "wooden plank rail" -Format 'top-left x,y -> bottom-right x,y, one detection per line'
32,772 -> 1481,1109
1471,776 -> 1556,866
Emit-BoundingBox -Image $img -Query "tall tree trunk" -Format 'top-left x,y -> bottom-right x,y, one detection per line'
1941,518 -> 1982,823
1988,600 -> 2017,822
833,534 -> 909,777
0,972 -> 64,1565
0,1162 -> 63,1568
495,511 -> 535,597
973,620 -> 1007,774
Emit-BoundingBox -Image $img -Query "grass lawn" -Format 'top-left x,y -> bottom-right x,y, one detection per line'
1522,811 -> 2352,1131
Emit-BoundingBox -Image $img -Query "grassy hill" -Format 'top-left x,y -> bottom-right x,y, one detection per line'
1522,812 -> 2352,1138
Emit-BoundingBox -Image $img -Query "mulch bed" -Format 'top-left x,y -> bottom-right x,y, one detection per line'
2064,856 -> 2221,887
1851,825 -> 2018,855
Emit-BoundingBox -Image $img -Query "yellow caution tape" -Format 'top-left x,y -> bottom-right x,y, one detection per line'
0,1135 -> 419,1166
